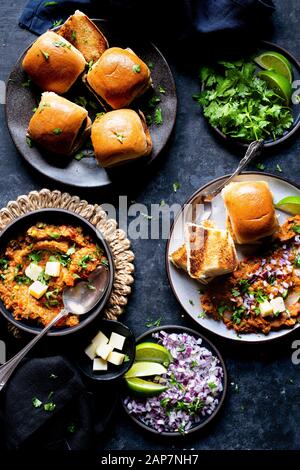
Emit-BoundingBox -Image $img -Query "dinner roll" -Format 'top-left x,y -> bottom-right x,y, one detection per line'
91,109 -> 152,167
28,92 -> 91,156
57,10 -> 108,63
222,181 -> 278,244
86,47 -> 151,109
22,31 -> 86,93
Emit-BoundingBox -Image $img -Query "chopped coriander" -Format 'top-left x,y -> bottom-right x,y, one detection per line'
101,258 -> 109,267
28,251 -> 42,263
78,254 -> 95,269
256,163 -> 265,171
217,304 -> 229,317
52,19 -> 63,28
147,62 -> 154,70
32,397 -> 42,408
88,59 -> 94,71
74,96 -> 88,108
294,255 -> 300,268
49,232 -> 60,239
44,402 -> 56,412
45,288 -> 59,300
172,182 -> 180,192
44,1 -> 58,6
0,258 -> 8,270
37,271 -> 51,284
231,288 -> 240,297
26,136 -> 33,148
189,299 -> 194,306
53,128 -> 62,135
238,279 -> 250,293
15,275 -> 31,285
292,225 -> 300,234
67,423 -> 76,433
190,360 -> 198,368
208,381 -> 217,390
71,30 -> 76,41
96,112 -> 105,119
146,114 -> 153,125
22,78 -> 31,88
276,164 -> 282,173
87,282 -> 96,290
158,85 -> 166,94
53,40 -> 70,49
148,95 -> 161,108
114,132 -> 125,144
89,100 -> 98,110
67,245 -> 76,256
32,107 -> 37,113
132,64 -> 141,73
177,345 -> 186,352
47,391 -> 54,400
159,199 -> 166,207
154,107 -> 163,125
124,355 -> 130,363
141,212 -> 153,220
74,151 -> 85,161
198,311 -> 206,319
145,317 -> 161,328
41,50 -> 50,60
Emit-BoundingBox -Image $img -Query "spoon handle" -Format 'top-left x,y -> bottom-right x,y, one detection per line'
0,309 -> 68,391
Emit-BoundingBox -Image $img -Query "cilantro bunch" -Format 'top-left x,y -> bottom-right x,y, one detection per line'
195,60 -> 293,141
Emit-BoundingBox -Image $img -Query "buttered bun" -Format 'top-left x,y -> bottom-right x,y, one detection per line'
28,92 -> 91,156
86,47 -> 151,109
22,31 -> 86,94
91,109 -> 152,167
222,181 -> 278,244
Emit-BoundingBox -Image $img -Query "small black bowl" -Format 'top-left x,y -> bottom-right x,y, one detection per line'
122,325 -> 227,437
0,209 -> 114,336
75,319 -> 135,382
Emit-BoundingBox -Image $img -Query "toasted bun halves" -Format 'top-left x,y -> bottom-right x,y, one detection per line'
22,31 -> 86,93
222,181 -> 278,244
58,10 -> 108,63
91,109 -> 152,167
86,47 -> 151,109
28,92 -> 91,155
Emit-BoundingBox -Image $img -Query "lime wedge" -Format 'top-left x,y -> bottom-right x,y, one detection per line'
125,361 -> 167,379
254,51 -> 293,82
257,70 -> 292,104
275,196 -> 300,214
126,377 -> 168,396
135,342 -> 173,367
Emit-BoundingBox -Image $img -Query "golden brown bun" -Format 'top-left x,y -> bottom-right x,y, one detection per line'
28,92 -> 90,155
57,10 -> 108,63
86,47 -> 151,109
91,109 -> 152,168
222,181 -> 278,244
22,31 -> 86,93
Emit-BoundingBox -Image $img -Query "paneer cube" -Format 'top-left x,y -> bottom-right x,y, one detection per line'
109,332 -> 126,351
84,342 -> 97,360
92,330 -> 109,348
96,343 -> 113,360
259,300 -> 273,317
270,297 -> 286,314
107,351 -> 125,366
45,261 -> 61,277
29,281 -> 48,299
93,358 -> 108,371
25,263 -> 43,281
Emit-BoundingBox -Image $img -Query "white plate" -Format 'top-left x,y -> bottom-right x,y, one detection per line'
166,172 -> 300,343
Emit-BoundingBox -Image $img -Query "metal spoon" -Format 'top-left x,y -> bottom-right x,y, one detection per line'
0,265 -> 110,391
192,140 -> 264,223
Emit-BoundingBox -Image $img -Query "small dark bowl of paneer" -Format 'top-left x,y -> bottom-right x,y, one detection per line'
0,208 -> 114,336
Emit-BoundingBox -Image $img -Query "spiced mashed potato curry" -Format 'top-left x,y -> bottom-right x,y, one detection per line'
0,223 -> 107,328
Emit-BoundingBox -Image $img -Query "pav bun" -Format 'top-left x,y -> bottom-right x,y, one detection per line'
222,181 -> 278,244
28,92 -> 91,156
86,47 -> 151,109
57,10 -> 108,63
91,109 -> 152,167
22,31 -> 86,94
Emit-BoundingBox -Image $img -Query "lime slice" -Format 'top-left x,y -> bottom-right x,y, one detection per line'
254,51 -> 293,82
126,377 -> 168,396
125,361 -> 167,379
275,196 -> 300,214
135,342 -> 173,367
257,70 -> 292,104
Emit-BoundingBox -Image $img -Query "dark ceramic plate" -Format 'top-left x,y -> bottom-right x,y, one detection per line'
75,319 -> 135,382
201,41 -> 300,148
122,325 -> 227,437
0,209 -> 114,336
5,19 -> 177,189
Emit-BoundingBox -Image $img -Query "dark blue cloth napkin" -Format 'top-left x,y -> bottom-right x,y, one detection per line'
19,0 -> 275,40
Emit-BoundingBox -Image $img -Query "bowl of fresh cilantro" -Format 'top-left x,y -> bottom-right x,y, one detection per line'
194,42 -> 300,148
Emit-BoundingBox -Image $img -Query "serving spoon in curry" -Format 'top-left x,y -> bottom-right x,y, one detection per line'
0,265 -> 110,391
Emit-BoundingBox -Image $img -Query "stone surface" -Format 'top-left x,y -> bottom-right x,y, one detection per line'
0,0 -> 299,450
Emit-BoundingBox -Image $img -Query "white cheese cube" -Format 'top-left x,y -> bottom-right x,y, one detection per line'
107,351 -> 125,366
109,332 -> 126,351
25,263 -> 43,281
259,300 -> 273,317
93,358 -> 108,371
45,261 -> 61,277
270,297 -> 286,314
84,342 -> 97,360
96,343 -> 113,360
29,281 -> 48,299
92,330 -> 109,348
